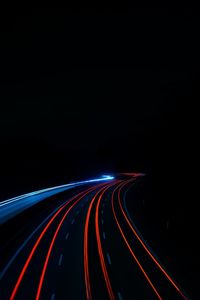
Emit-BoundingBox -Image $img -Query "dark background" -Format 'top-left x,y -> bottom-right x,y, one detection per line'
0,8 -> 199,297
0,8 -> 198,196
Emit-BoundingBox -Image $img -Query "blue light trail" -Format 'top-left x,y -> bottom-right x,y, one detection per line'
0,175 -> 114,224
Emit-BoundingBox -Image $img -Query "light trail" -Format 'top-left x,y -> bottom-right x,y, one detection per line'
9,183 -> 106,300
0,175 -> 114,224
84,181 -> 118,300
95,185 -> 116,300
35,184 -> 106,300
0,175 -> 114,207
0,173 -> 190,299
118,180 -> 189,300
111,181 -> 162,300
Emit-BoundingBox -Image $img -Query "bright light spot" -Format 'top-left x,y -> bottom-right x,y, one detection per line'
101,175 -> 115,180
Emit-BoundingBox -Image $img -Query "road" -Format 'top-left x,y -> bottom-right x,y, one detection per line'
0,174 -> 189,299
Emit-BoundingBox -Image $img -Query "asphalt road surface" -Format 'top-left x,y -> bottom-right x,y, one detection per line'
0,174 -> 190,299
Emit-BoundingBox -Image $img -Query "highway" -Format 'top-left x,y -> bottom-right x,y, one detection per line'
0,174 -> 189,299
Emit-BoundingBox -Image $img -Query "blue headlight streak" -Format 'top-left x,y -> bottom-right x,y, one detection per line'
101,175 -> 114,179
0,175 -> 114,224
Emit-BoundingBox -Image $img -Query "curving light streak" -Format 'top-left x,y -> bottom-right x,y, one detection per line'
0,176 -> 114,207
84,192 -> 100,300
0,183 -> 107,281
118,180 -> 189,300
84,181 -> 117,300
0,199 -> 72,281
9,183 -> 105,300
95,185 -> 116,300
111,182 -> 162,300
84,185 -> 111,300
35,184 -> 106,300
0,176 -> 114,224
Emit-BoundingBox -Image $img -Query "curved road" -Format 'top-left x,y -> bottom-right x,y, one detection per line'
0,174 -> 189,299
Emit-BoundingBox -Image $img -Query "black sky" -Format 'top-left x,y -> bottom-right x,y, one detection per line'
0,8 -> 198,198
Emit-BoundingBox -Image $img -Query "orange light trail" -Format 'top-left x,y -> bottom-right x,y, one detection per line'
118,180 -> 188,300
84,181 -> 117,300
95,185 -> 116,300
35,184 -> 103,300
111,182 -> 162,300
84,189 -> 102,300
10,183 -> 106,300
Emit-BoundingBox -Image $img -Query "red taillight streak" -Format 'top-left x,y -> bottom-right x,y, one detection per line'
95,186 -> 116,300
84,196 -> 93,300
111,183 -> 162,300
84,189 -> 103,300
118,181 -> 188,300
10,183 -> 105,300
121,173 -> 141,177
35,184 -> 104,300
84,181 -> 117,300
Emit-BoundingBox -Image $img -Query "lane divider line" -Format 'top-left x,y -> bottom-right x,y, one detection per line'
58,254 -> 63,266
117,292 -> 123,300
50,293 -> 55,300
106,253 -> 111,265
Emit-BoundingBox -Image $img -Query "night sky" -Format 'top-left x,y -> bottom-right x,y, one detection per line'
0,8 -> 198,197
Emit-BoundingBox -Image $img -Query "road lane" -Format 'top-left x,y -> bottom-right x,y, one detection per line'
95,181 -> 160,299
0,174 -> 190,299
1,182 -> 109,300
110,180 -> 189,299
0,176 -> 114,224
